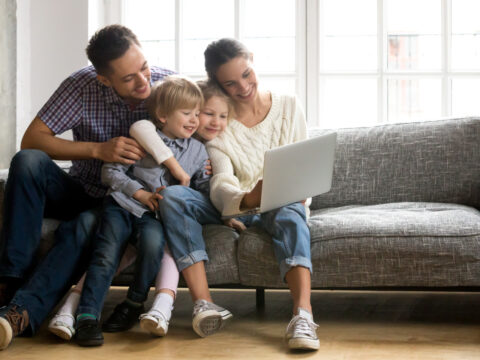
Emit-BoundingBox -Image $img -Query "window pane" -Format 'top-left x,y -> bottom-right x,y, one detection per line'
387,78 -> 441,123
321,0 -> 377,72
319,78 -> 377,128
452,78 -> 480,116
123,0 -> 175,69
259,76 -> 296,98
386,0 -> 441,71
182,0 -> 234,74
242,0 -> 296,73
452,0 -> 480,71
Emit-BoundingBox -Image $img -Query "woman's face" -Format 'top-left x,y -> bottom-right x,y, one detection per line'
215,56 -> 258,104
197,96 -> 229,141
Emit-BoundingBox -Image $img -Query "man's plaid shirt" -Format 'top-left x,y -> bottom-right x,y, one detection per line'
37,65 -> 174,198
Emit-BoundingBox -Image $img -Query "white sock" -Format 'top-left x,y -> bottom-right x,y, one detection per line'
148,292 -> 174,321
51,291 -> 80,327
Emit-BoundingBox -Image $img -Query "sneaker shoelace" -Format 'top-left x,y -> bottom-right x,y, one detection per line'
193,300 -> 212,317
5,306 -> 29,336
287,314 -> 319,339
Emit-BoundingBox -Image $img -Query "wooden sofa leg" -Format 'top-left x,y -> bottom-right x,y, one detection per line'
256,288 -> 265,309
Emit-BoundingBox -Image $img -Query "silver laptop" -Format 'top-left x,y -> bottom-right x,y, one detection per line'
221,132 -> 337,219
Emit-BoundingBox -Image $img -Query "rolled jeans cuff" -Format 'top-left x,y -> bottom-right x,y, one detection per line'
175,250 -> 209,272
279,256 -> 313,281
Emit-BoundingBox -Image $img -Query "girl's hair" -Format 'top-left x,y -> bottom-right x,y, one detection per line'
147,75 -> 204,128
196,80 -> 235,121
204,38 -> 251,83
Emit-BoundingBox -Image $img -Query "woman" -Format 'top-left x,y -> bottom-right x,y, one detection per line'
203,38 -> 319,351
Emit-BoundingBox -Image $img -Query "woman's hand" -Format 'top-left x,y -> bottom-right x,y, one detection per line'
240,180 -> 262,210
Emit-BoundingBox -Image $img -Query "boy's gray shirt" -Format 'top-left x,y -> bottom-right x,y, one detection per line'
102,129 -> 210,218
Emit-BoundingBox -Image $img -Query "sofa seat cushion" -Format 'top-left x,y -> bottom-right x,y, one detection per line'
308,202 -> 480,287
39,221 -> 241,286
237,202 -> 480,288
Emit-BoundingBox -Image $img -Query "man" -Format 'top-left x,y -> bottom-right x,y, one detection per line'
0,24 -> 173,350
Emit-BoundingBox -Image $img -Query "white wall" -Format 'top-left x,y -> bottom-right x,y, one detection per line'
16,0 -> 90,147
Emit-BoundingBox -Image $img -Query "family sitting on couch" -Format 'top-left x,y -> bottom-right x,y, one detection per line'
0,24 -> 319,351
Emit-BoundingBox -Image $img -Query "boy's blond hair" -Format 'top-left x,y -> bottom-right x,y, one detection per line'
147,75 -> 204,128
196,80 -> 235,121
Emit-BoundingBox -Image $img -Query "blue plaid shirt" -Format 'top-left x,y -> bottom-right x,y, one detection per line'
37,65 -> 175,198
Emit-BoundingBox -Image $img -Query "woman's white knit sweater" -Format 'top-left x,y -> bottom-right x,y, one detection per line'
206,93 -> 307,216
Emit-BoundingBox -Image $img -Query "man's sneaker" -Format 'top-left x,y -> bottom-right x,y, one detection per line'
192,299 -> 232,337
285,308 -> 319,351
48,313 -> 75,340
139,310 -> 169,337
0,305 -> 29,350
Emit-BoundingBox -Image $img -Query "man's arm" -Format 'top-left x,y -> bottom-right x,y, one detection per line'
21,117 -> 145,164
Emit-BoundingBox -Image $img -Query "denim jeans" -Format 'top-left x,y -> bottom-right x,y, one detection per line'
77,197 -> 166,320
11,207 -> 101,334
237,202 -> 312,279
0,150 -> 100,281
157,186 -> 222,272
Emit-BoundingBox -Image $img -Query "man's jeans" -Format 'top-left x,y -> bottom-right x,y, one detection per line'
77,197 -> 166,320
157,186 -> 222,272
1,149 -> 102,334
158,185 -> 311,279
0,150 -> 99,280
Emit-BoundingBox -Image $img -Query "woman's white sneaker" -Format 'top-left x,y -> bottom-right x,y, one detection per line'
139,310 -> 169,337
285,308 -> 319,351
192,299 -> 232,337
48,313 -> 75,340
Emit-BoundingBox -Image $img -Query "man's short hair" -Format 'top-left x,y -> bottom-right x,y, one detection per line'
86,24 -> 141,75
147,76 -> 204,128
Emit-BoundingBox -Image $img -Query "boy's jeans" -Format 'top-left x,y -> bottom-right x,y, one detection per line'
158,185 -> 312,279
77,197 -> 166,320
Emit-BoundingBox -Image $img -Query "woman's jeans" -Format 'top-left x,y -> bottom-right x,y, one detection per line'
158,185 -> 312,279
2,150 -> 102,334
77,197 -> 166,320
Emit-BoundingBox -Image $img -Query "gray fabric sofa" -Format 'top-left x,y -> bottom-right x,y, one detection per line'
1,117 -> 480,302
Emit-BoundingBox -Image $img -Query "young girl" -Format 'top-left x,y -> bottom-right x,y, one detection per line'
48,79 -> 241,340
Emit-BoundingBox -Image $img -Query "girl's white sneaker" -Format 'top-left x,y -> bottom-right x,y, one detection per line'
139,310 -> 168,337
48,313 -> 75,340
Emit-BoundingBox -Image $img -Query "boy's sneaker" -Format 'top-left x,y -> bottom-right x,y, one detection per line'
139,310 -> 169,337
48,313 -> 75,340
285,308 -> 320,351
192,299 -> 232,337
75,318 -> 104,347
0,305 -> 29,350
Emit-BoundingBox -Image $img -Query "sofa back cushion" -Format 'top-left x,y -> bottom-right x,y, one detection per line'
309,117 -> 480,210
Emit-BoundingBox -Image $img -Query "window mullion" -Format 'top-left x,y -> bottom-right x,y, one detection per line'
378,0 -> 386,124
175,0 -> 182,73
307,0 -> 320,127
296,0 -> 307,118
442,0 -> 452,117
235,0 -> 241,39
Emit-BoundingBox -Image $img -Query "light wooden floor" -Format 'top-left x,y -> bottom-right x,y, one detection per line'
5,288 -> 480,359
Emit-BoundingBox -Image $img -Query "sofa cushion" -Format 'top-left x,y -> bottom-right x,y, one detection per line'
38,221 -> 241,286
310,117 -> 480,211
308,202 -> 480,287
238,202 -> 480,288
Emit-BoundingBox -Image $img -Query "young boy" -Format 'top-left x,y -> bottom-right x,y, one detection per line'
73,76 -> 231,347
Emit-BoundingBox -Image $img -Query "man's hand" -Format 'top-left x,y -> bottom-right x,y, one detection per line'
95,137 -> 146,164
133,188 -> 164,211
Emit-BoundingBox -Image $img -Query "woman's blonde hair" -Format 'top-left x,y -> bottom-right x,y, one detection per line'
196,79 -> 235,121
147,75 -> 204,127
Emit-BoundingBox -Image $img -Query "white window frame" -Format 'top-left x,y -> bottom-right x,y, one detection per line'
92,0 -> 480,128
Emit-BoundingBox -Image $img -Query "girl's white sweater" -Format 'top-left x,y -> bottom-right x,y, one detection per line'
206,93 -> 307,216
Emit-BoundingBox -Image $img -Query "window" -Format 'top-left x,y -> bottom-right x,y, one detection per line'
122,0 -> 299,96
97,0 -> 480,128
